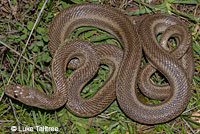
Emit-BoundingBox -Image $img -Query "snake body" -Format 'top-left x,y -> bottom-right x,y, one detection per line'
4,4 -> 194,124
138,24 -> 194,100
117,14 -> 193,124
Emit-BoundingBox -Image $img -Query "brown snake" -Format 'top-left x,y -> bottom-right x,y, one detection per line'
4,4 -> 194,124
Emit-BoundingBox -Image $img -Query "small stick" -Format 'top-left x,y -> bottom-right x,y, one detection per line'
0,40 -> 41,70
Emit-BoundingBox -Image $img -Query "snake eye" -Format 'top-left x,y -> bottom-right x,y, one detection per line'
14,94 -> 18,98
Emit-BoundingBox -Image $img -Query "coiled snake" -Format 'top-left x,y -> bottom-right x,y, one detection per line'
4,4 -> 194,124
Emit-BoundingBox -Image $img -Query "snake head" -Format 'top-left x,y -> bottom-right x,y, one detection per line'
4,85 -> 35,106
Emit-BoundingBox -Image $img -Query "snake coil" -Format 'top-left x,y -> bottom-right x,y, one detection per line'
4,4 -> 194,124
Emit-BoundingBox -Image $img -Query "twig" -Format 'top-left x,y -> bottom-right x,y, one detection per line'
0,91 -> 4,102
9,99 -> 22,126
183,104 -> 200,114
0,40 -> 41,70
88,118 -> 93,129
0,106 -> 11,117
182,118 -> 195,134
4,0 -> 49,125
0,54 -> 6,102
7,0 -> 48,84
66,111 -> 73,134
55,111 -> 67,133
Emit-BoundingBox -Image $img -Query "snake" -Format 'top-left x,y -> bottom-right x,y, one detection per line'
4,4 -> 194,124
138,24 -> 194,100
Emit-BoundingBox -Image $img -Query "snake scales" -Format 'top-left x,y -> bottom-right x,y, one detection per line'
4,4 -> 194,124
